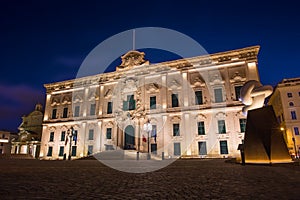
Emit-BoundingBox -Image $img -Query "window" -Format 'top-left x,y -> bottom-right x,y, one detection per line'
287,92 -> 293,98
71,146 -> 77,156
218,120 -> 226,134
173,124 -> 180,136
61,131 -> 65,141
198,142 -> 207,155
88,129 -> 94,140
63,107 -> 68,118
73,130 -> 78,145
294,127 -> 299,135
195,91 -> 203,105
151,125 -> 157,137
49,132 -> 54,142
197,121 -> 205,135
235,86 -> 243,101
74,106 -> 80,117
47,147 -> 53,156
151,144 -> 157,155
291,111 -> 297,120
171,94 -> 179,107
214,88 -> 223,103
174,143 -> 181,156
107,102 -> 113,114
90,104 -> 96,115
289,102 -> 294,107
123,95 -> 135,111
59,146 -> 64,157
239,119 -> 247,133
88,145 -> 93,155
220,141 -> 228,154
150,96 -> 156,109
277,116 -> 281,123
106,128 -> 112,139
52,109 -> 57,119
299,91 -> 300,96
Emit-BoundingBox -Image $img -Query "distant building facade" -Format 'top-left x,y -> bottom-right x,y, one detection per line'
40,46 -> 260,160
0,130 -> 12,155
11,104 -> 43,158
268,78 -> 300,156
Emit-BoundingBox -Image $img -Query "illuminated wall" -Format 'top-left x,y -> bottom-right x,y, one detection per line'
40,46 -> 260,160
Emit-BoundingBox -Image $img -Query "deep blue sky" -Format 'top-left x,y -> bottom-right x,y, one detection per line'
1,0 -> 299,131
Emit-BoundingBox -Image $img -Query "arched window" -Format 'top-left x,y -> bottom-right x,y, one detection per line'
289,102 -> 294,107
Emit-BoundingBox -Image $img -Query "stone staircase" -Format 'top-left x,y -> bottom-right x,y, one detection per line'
91,150 -> 163,160
0,154 -> 35,160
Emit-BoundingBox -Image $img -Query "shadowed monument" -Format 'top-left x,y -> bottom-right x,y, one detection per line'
240,80 -> 292,164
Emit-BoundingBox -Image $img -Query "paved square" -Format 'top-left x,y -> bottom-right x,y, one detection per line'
0,159 -> 299,199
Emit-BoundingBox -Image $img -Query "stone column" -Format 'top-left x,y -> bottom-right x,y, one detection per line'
182,72 -> 189,107
162,115 -> 169,157
184,113 -> 192,156
161,75 -> 167,110
97,121 -> 102,152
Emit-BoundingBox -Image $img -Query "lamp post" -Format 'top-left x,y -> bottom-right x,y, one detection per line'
292,137 -> 298,159
68,126 -> 74,160
281,127 -> 298,159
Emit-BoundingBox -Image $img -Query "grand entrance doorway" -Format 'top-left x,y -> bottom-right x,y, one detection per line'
124,125 -> 135,150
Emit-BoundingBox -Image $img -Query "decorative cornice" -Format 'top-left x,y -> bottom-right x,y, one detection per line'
44,46 -> 260,93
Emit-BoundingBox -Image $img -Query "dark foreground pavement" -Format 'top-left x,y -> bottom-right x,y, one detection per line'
0,159 -> 299,199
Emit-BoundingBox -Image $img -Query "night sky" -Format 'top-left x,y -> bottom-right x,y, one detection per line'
1,0 -> 299,132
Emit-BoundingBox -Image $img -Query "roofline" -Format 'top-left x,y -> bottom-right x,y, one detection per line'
44,45 -> 260,89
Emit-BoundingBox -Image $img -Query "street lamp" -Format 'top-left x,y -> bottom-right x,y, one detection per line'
292,137 -> 298,159
281,127 -> 298,159
67,126 -> 74,160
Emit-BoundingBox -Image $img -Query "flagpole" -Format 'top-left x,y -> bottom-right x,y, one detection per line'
133,29 -> 135,50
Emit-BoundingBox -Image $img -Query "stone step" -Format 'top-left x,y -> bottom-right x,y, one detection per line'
0,154 -> 35,160
91,150 -> 163,160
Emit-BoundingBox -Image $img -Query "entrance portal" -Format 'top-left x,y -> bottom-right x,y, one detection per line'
124,125 -> 135,150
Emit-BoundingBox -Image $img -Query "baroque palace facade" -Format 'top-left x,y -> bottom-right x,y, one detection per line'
268,77 -> 300,157
40,46 -> 260,160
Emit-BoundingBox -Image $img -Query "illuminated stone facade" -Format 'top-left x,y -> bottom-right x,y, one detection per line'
40,46 -> 260,160
0,130 -> 11,155
11,104 -> 43,158
268,78 -> 300,157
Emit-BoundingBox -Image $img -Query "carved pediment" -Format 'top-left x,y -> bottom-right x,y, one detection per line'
51,96 -> 60,106
192,76 -> 205,87
62,95 -> 71,105
122,78 -> 138,93
215,112 -> 226,119
209,73 -> 224,85
104,89 -> 113,99
146,83 -> 160,93
117,50 -> 149,71
168,80 -> 181,90
195,113 -> 207,120
170,115 -> 181,122
88,89 -> 99,101
73,94 -> 83,103
230,72 -> 246,83
235,110 -> 244,117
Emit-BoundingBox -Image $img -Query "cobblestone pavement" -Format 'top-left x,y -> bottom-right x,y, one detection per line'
0,158 -> 299,199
